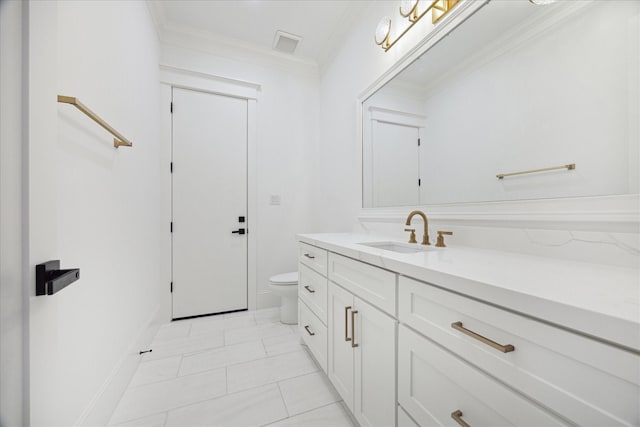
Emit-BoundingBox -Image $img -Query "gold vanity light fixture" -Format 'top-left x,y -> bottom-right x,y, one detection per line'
375,0 -> 459,52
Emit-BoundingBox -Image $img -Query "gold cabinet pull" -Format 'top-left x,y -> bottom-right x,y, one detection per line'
451,322 -> 515,353
344,306 -> 352,342
451,410 -> 470,427
304,325 -> 315,336
303,253 -> 315,259
351,310 -> 359,348
304,285 -> 315,294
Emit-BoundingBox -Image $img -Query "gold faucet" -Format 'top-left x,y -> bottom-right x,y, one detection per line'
405,210 -> 430,245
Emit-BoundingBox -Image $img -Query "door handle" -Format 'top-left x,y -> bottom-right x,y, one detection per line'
304,285 -> 315,294
231,228 -> 246,235
304,325 -> 315,336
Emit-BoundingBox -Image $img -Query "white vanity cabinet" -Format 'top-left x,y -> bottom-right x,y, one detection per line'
398,276 -> 640,427
298,234 -> 640,427
327,280 -> 396,427
297,243 -> 329,373
326,252 -> 398,427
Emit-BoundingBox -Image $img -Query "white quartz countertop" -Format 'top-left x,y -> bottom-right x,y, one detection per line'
297,233 -> 640,352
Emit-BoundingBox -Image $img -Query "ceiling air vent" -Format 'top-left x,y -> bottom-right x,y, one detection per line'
273,30 -> 302,54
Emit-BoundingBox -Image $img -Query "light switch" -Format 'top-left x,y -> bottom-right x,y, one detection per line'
270,195 -> 281,205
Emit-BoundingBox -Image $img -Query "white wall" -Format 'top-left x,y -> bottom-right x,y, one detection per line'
159,39 -> 319,306
0,1 -> 27,425
27,1 -> 165,425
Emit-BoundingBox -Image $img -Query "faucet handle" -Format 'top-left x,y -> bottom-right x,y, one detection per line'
435,230 -> 453,247
404,228 -> 417,244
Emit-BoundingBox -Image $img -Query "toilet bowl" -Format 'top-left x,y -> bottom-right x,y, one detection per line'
268,272 -> 298,325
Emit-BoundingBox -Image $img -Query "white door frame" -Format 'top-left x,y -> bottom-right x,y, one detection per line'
160,64 -> 260,311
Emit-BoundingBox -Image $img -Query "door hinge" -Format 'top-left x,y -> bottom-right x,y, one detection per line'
418,178 -> 421,186
170,282 -> 173,293
170,162 -> 173,173
170,102 -> 173,114
170,222 -> 173,233
418,138 -> 421,146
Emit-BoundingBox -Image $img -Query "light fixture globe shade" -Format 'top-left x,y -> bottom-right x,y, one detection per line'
375,16 -> 391,45
400,0 -> 418,17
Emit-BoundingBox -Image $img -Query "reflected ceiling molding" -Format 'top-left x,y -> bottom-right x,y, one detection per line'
375,0 -> 459,52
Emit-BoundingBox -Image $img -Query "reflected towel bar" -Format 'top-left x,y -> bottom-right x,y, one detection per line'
57,95 -> 133,148
496,163 -> 575,180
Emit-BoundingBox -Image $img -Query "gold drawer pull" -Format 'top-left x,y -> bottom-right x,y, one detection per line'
303,253 -> 315,259
451,321 -> 515,353
344,306 -> 352,341
451,410 -> 470,427
303,285 -> 315,293
351,310 -> 359,348
304,325 -> 315,336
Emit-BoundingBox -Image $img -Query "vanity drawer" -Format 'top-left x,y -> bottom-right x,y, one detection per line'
399,325 -> 568,427
299,242 -> 328,276
298,298 -> 327,373
328,253 -> 396,316
298,263 -> 327,325
399,276 -> 640,426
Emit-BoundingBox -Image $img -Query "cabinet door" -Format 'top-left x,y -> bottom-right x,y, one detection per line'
354,297 -> 397,427
327,283 -> 355,411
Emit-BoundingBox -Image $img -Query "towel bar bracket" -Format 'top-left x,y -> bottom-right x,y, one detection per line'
36,260 -> 80,296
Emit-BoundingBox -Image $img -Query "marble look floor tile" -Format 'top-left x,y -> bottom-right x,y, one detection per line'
165,384 -> 288,427
110,412 -> 167,427
145,332 -> 225,361
262,333 -> 304,356
225,322 -> 294,346
110,369 -> 226,424
226,350 -> 318,393
179,340 -> 266,376
129,356 -> 181,388
190,315 -> 257,336
278,372 -> 341,416
264,402 -> 355,427
153,322 -> 192,343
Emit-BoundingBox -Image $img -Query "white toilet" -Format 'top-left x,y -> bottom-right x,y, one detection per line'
268,272 -> 298,325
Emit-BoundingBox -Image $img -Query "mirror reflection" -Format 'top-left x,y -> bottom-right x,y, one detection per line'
362,0 -> 639,208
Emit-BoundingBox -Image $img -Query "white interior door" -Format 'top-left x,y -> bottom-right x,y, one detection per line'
172,87 -> 248,319
372,121 -> 420,207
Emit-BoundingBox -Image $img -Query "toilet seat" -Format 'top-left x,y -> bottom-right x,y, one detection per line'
269,272 -> 298,285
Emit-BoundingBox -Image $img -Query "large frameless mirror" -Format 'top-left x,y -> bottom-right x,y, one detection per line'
362,0 -> 639,208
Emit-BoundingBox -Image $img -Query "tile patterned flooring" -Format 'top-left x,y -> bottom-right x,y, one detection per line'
109,308 -> 356,427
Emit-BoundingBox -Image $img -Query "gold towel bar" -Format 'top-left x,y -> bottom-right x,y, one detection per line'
497,163 -> 575,179
57,95 -> 133,148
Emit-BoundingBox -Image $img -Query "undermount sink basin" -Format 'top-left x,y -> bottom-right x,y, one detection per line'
358,241 -> 435,254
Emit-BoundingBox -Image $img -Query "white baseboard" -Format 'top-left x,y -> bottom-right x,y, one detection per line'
74,303 -> 169,426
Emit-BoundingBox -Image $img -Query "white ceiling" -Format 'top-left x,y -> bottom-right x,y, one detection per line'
148,0 -> 371,67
